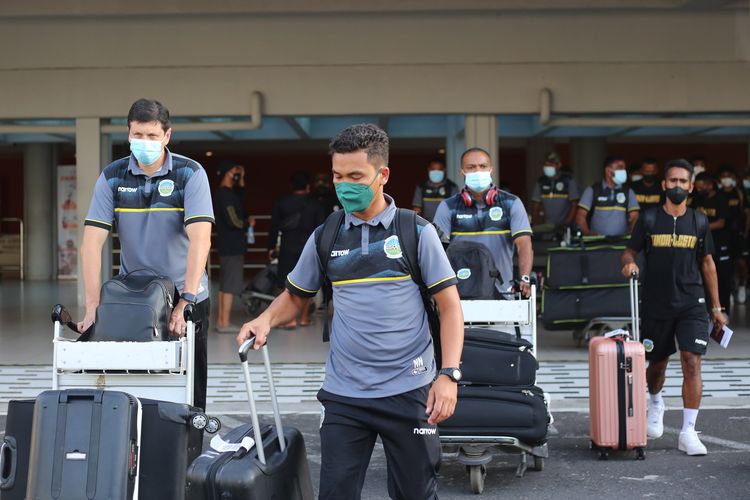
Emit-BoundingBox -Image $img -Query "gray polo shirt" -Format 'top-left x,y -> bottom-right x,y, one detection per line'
84,150 -> 215,301
412,179 -> 459,222
285,195 -> 457,398
578,181 -> 639,237
531,174 -> 581,225
433,190 -> 532,292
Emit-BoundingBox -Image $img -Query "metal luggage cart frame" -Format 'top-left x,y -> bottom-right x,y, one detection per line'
441,285 -> 549,494
51,304 -> 197,406
573,316 -> 633,347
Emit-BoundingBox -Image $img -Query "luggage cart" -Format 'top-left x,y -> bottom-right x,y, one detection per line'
51,303 -> 198,407
440,285 -> 549,494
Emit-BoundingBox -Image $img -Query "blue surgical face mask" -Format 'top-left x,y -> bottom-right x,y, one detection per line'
543,166 -> 557,178
613,169 -> 628,186
744,179 -> 750,190
428,170 -> 445,183
130,138 -> 164,166
465,171 -> 493,192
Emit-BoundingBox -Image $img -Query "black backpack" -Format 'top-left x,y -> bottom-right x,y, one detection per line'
315,209 -> 443,364
445,240 -> 502,299
89,270 -> 176,341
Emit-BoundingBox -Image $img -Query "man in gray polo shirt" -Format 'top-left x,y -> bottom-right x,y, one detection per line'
79,98 -> 214,410
237,124 -> 464,500
433,147 -> 534,297
530,152 -> 581,226
576,156 -> 640,237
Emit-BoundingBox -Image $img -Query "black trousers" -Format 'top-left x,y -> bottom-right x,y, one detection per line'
191,298 -> 210,411
317,386 -> 441,500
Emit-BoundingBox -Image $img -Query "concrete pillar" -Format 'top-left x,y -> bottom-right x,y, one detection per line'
23,143 -> 55,280
570,137 -> 608,189
75,118 -> 103,305
445,115 -> 465,185
525,137 -> 556,200
465,114 -> 498,181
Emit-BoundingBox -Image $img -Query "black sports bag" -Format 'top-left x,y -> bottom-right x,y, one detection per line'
91,270 -> 175,341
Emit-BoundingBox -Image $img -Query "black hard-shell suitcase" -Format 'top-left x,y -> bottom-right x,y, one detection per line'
541,286 -> 631,330
0,400 -> 35,500
185,338 -> 314,500
439,385 -> 549,445
460,328 -> 537,386
26,390 -> 142,500
138,398 -> 203,500
545,245 -> 627,288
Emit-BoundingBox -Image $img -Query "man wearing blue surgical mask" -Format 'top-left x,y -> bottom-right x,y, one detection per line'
576,156 -> 640,237
434,147 -> 534,298
530,152 -> 581,226
79,98 -> 214,410
412,158 -> 458,222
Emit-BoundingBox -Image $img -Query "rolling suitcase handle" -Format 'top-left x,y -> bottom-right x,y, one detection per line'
629,272 -> 640,343
0,437 -> 18,490
238,338 -> 287,465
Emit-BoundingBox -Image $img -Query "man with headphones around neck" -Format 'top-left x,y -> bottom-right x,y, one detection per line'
433,147 -> 534,298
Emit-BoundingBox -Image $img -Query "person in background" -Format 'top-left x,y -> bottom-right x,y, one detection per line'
312,171 -> 340,216
717,165 -> 746,304
412,158 -> 458,222
743,167 -> 750,288
214,160 -> 253,333
576,156 -> 640,237
629,163 -> 643,183
530,152 -> 580,226
631,159 -> 663,212
692,172 -> 733,315
268,171 -> 325,328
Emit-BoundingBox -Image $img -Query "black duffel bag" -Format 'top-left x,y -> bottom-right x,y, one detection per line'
460,328 -> 537,386
91,270 -> 175,341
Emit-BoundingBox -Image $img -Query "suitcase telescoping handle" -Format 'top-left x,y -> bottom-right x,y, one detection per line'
238,337 -> 287,465
629,272 -> 640,343
0,437 -> 18,490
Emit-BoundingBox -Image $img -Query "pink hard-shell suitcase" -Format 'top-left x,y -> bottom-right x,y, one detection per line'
589,274 -> 647,459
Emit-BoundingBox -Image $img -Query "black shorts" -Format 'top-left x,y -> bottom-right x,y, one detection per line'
641,305 -> 709,361
218,254 -> 244,295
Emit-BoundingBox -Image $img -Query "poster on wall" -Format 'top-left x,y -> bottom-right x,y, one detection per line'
57,165 -> 78,279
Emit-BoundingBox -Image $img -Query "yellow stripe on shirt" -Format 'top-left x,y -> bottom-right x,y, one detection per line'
332,275 -> 412,286
287,276 -> 319,294
115,207 -> 185,213
453,230 -> 511,236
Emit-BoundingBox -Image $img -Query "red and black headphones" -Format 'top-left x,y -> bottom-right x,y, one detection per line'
460,184 -> 500,207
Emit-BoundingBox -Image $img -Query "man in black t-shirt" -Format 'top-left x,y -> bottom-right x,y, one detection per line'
214,161 -> 253,332
692,172 -> 733,315
622,159 -> 725,457
631,159 -> 663,212
717,165 -> 747,304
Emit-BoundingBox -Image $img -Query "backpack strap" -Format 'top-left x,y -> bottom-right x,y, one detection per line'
395,208 -> 443,366
693,208 -> 708,257
314,210 -> 345,342
642,208 -> 658,254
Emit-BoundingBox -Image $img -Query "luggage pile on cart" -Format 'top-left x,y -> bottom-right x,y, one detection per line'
541,238 -> 635,346
439,286 -> 550,494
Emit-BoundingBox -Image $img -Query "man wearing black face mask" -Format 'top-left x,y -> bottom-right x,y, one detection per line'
622,159 -> 724,457
215,160 -> 253,332
631,159 -> 663,211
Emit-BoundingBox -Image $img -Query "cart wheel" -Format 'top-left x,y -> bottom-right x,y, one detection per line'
534,456 -> 544,471
598,450 -> 609,461
190,413 -> 208,430
205,416 -> 222,434
635,448 -> 645,461
468,465 -> 486,494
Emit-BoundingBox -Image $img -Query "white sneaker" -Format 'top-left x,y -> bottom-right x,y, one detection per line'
647,402 -> 665,439
678,430 -> 707,456
737,286 -> 746,304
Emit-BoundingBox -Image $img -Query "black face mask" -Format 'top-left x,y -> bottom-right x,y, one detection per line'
643,174 -> 657,183
232,173 -> 241,183
665,186 -> 688,204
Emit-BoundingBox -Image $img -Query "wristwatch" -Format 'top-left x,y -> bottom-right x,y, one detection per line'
438,367 -> 462,383
520,275 -> 531,284
181,292 -> 197,305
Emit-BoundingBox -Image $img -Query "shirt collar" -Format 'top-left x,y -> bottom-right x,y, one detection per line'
128,148 -> 173,177
344,194 -> 397,229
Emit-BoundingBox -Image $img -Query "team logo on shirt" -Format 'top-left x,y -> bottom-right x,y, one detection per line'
439,187 -> 446,196
457,268 -> 472,280
158,179 -> 175,197
556,182 -> 564,191
643,339 -> 654,352
616,192 -> 626,204
383,235 -> 403,259
489,206 -> 503,221
411,356 -> 428,375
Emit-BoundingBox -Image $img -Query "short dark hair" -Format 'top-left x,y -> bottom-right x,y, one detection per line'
603,156 -> 626,169
428,157 -> 446,168
460,147 -> 491,165
641,158 -> 658,167
290,171 -> 310,190
664,159 -> 693,179
717,164 -> 737,176
694,171 -> 715,185
329,123 -> 389,167
690,155 -> 706,164
127,98 -> 171,132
